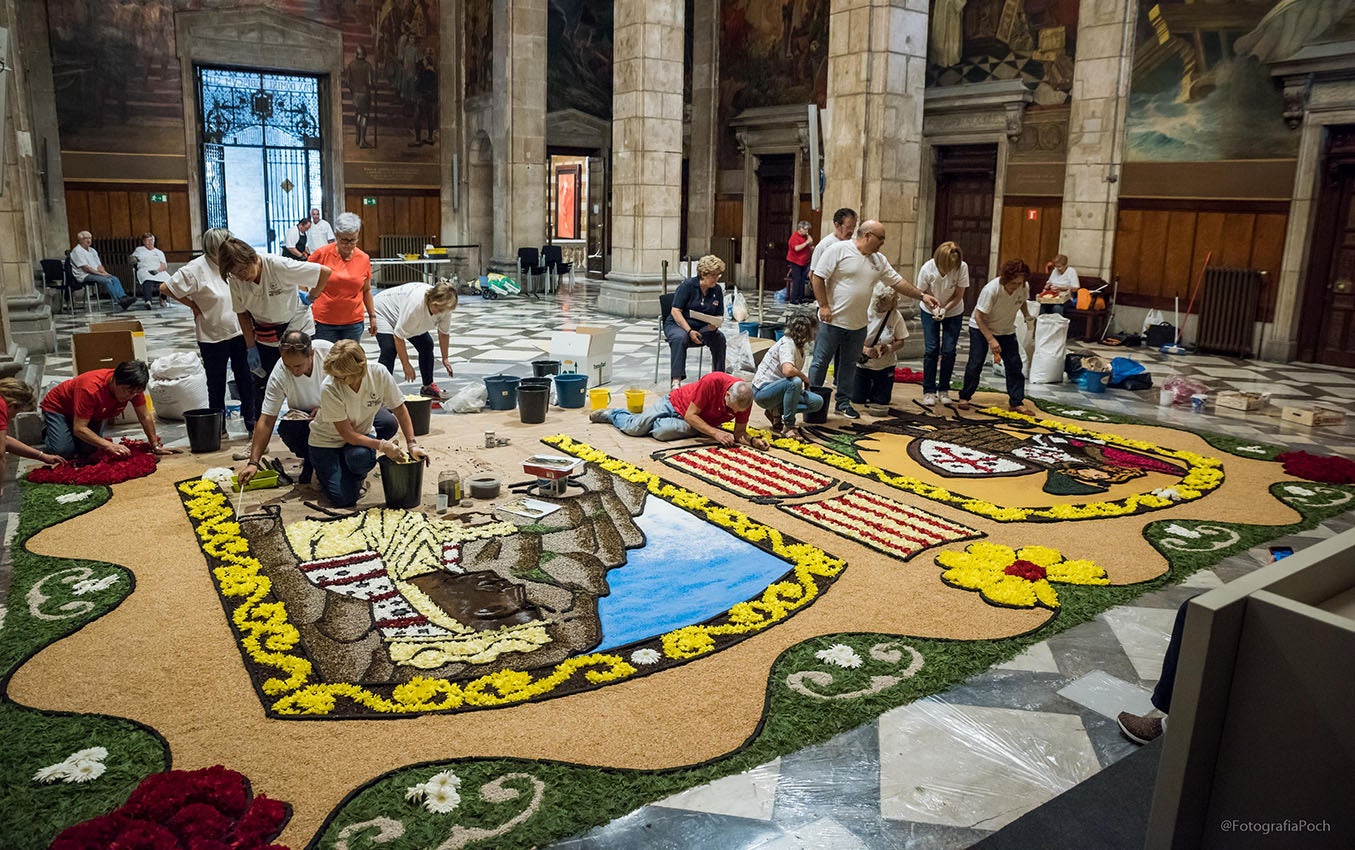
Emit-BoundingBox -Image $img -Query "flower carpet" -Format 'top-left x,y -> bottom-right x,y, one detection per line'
3,395 -> 1352,849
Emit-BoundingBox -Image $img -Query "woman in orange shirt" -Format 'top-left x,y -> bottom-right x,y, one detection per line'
308,212 -> 376,343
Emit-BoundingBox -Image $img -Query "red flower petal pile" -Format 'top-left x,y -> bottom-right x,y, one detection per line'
893,366 -> 924,384
1276,450 -> 1355,485
1003,559 -> 1048,582
26,439 -> 158,485
51,765 -> 290,850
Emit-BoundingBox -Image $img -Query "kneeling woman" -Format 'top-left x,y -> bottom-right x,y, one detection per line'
309,340 -> 426,507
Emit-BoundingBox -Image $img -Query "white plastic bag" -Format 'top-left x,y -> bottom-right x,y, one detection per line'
1029,314 -> 1069,384
1142,309 -> 1167,334
447,382 -> 488,414
990,314 -> 1037,379
729,289 -> 749,322
722,327 -> 756,374
148,352 -> 209,420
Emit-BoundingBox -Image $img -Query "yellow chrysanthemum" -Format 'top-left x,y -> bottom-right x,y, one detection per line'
936,543 -> 1109,610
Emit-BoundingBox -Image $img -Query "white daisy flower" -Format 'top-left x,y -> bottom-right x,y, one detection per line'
423,784 -> 461,814
68,747 -> 108,762
1285,485 -> 1316,497
1150,488 -> 1181,502
55,490 -> 95,504
630,648 -> 661,665
815,644 -> 863,669
32,763 -> 68,784
404,783 -> 427,801
71,575 -> 119,596
423,770 -> 462,794
66,760 -> 106,783
1235,445 -> 1266,454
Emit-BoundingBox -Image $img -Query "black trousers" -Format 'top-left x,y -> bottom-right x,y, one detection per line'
377,332 -> 435,387
959,327 -> 1025,406
198,335 -> 256,428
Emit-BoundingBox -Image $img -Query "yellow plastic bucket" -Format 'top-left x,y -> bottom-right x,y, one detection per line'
588,387 -> 611,410
625,389 -> 646,413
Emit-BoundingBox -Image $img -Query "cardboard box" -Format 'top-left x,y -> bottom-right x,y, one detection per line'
1216,391 -> 1270,411
550,326 -> 617,387
1280,405 -> 1347,427
72,320 -> 149,424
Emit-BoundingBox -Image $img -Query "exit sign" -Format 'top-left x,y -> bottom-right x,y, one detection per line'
149,193 -> 168,204
1026,208 -> 1039,221
362,197 -> 377,206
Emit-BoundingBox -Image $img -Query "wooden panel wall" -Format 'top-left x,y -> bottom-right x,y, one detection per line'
1113,200 -> 1288,320
64,183 -> 194,259
999,197 -> 1063,270
341,189 -> 442,256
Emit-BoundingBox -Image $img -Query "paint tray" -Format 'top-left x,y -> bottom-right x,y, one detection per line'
229,468 -> 280,492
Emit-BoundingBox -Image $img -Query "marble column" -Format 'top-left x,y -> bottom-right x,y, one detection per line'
489,0 -> 547,270
684,0 -> 718,260
820,0 -> 928,277
1057,0 -> 1137,279
598,0 -> 684,317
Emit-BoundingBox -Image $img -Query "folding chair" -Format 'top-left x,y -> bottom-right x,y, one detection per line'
40,259 -> 74,314
655,292 -> 707,384
516,247 -> 548,299
63,252 -> 103,313
541,244 -> 574,292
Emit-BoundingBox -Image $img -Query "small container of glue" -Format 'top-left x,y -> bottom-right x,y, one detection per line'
437,470 -> 461,511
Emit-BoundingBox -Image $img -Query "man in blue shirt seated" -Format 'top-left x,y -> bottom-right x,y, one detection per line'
665,254 -> 728,391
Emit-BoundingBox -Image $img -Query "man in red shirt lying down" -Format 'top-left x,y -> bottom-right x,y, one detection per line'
590,371 -> 768,449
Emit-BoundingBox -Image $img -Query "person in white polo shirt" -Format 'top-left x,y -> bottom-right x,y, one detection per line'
216,236 -> 331,391
308,340 -> 424,507
69,230 -> 135,310
306,207 -> 336,253
236,331 -> 397,489
914,241 -> 970,406
809,220 -> 937,419
372,280 -> 458,399
957,258 -> 1035,414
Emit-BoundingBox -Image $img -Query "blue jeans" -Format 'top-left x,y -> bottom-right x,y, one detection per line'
42,411 -> 105,459
278,409 -> 396,485
959,326 -> 1025,407
754,378 -> 823,426
808,323 -> 867,410
310,442 -> 378,507
315,321 -> 366,343
82,273 -> 127,301
606,399 -> 696,441
920,312 -> 963,395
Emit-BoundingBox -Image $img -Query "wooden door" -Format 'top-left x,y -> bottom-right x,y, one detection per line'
586,154 -> 609,277
1300,127 -> 1355,367
757,154 -> 796,291
933,144 -> 998,313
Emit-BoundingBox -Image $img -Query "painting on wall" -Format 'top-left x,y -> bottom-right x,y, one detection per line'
926,0 -> 1080,107
547,0 -> 613,118
555,165 -> 581,240
1124,0 -> 1316,162
45,0 -> 441,169
465,0 -> 493,99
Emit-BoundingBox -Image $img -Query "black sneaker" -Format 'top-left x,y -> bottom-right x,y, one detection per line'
839,406 -> 861,420
117,296 -> 136,311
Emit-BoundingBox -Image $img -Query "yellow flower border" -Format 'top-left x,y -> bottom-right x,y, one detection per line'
177,450 -> 843,715
753,407 -> 1224,522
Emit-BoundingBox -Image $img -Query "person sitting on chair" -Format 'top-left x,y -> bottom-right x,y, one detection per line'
1044,254 -> 1080,316
592,371 -> 768,449
131,232 -> 172,307
69,230 -> 135,311
665,254 -> 727,391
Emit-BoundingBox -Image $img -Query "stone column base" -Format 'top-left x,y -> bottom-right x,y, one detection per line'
6,291 -> 57,354
597,274 -> 668,319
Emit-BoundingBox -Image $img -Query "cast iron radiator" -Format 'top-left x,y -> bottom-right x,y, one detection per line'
376,234 -> 438,286
91,237 -> 140,291
1197,266 -> 1262,358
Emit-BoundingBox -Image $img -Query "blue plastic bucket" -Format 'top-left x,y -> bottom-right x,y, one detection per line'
484,375 -> 521,410
739,321 -> 760,336
774,328 -> 786,340
1079,370 -> 1109,393
758,322 -> 784,340
554,373 -> 590,408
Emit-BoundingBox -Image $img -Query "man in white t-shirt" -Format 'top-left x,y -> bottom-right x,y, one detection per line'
809,220 -> 937,419
283,217 -> 312,259
306,207 -> 336,253
957,259 -> 1034,414
69,230 -> 135,310
237,331 -> 395,488
807,207 -> 857,280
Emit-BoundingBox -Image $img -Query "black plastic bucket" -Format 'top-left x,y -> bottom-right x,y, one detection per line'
804,387 -> 832,424
519,377 -> 552,390
531,359 -> 561,377
518,385 -> 549,424
759,323 -> 784,340
183,408 -> 224,453
377,455 -> 425,509
403,396 -> 432,436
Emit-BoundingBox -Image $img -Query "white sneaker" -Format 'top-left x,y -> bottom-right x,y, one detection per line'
937,392 -> 952,404
670,378 -> 682,390
921,393 -> 937,406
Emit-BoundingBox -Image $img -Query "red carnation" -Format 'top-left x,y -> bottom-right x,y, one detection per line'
1003,559 -> 1048,582
1276,451 -> 1355,485
27,439 -> 158,486
167,803 -> 232,844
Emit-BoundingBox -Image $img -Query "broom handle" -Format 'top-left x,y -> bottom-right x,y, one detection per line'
1180,250 -> 1212,345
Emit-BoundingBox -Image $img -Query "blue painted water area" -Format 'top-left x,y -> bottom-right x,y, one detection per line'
592,497 -> 794,652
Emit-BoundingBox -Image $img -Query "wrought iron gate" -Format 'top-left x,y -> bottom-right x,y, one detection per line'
197,66 -> 324,252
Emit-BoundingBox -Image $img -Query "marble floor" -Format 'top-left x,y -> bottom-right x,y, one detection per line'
15,281 -> 1355,848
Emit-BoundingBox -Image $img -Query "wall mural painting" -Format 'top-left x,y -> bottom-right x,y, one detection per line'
547,0 -> 613,119
1123,0 -> 1325,162
926,0 -> 1080,107
46,0 -> 441,166
465,0 -> 493,99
